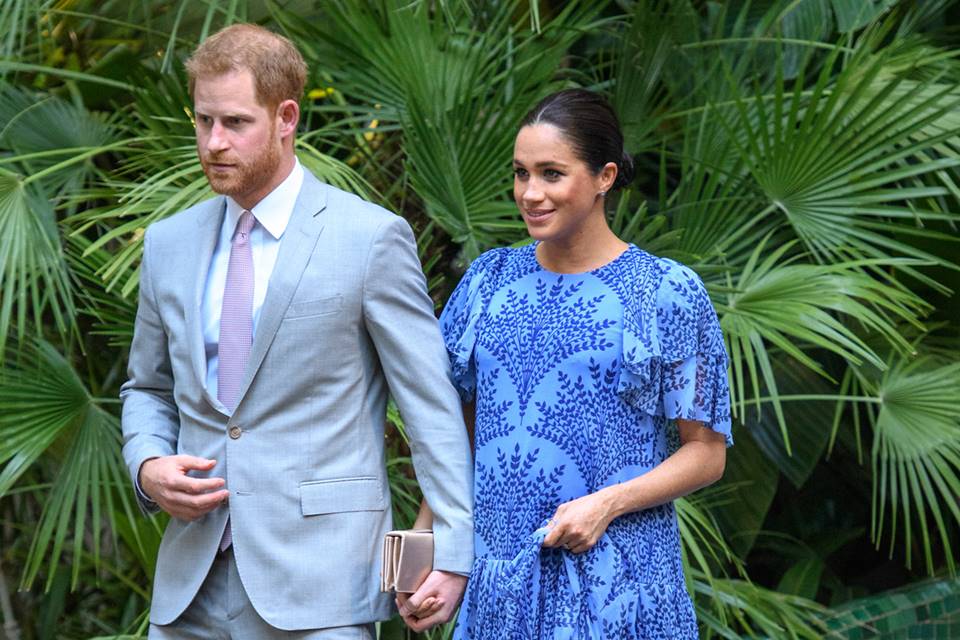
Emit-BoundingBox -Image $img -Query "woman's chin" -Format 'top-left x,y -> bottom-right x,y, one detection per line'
523,220 -> 556,242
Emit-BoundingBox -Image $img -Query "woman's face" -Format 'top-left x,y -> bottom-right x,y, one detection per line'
513,123 -> 614,244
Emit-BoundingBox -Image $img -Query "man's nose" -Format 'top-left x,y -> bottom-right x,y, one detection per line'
205,121 -> 229,153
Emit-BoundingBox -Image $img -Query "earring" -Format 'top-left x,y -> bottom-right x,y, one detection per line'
598,191 -> 607,197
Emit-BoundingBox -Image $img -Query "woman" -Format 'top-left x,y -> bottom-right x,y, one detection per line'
407,89 -> 732,639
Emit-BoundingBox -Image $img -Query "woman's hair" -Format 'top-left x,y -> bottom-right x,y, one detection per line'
520,89 -> 635,190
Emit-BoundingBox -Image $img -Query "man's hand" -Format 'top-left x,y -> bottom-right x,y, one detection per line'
395,570 -> 467,632
139,455 -> 229,521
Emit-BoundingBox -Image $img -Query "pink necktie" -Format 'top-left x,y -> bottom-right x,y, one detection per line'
217,210 -> 255,551
218,210 -> 255,412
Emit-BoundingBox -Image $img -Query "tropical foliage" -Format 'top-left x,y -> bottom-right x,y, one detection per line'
0,1 -> 958,638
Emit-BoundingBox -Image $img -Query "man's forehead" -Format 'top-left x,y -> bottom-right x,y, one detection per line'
193,70 -> 263,111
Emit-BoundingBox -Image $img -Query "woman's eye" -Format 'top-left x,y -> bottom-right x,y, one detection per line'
514,168 -> 528,179
544,169 -> 562,180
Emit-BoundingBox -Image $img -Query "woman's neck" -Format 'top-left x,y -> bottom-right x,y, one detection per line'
536,218 -> 628,274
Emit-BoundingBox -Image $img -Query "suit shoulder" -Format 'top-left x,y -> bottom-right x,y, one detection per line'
323,184 -> 408,234
326,185 -> 397,222
145,196 -> 223,241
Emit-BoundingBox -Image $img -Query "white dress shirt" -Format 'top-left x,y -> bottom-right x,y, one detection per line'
202,160 -> 305,399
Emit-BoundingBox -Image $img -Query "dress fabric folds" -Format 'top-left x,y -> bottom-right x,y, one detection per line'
440,243 -> 732,640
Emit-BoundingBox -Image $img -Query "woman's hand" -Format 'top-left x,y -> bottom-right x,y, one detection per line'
543,421 -> 726,555
542,490 -> 617,554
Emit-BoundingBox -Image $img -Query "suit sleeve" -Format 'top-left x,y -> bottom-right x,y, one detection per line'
120,228 -> 180,513
362,215 -> 475,574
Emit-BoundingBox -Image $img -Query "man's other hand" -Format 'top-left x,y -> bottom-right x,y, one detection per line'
140,455 -> 229,521
395,570 -> 467,632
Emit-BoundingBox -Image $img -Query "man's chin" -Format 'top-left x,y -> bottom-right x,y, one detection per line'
204,173 -> 238,196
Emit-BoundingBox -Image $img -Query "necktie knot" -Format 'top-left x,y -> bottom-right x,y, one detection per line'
234,210 -> 255,243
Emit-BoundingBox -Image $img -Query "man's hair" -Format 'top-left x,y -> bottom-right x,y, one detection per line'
185,23 -> 307,109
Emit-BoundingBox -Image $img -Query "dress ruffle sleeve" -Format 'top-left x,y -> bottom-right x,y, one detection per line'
439,248 -> 509,402
617,255 -> 733,445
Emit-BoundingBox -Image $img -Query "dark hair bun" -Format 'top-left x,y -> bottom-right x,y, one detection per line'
614,151 -> 635,190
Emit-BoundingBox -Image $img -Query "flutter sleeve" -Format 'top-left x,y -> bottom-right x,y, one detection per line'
617,256 -> 733,445
439,248 -> 508,402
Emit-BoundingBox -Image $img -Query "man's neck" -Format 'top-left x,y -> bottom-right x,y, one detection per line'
234,152 -> 296,210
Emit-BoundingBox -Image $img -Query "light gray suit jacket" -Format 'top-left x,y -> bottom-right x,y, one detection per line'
120,170 -> 474,630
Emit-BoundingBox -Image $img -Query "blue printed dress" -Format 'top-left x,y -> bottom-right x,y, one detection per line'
439,243 -> 732,640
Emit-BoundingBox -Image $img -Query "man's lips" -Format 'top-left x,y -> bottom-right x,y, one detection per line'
205,161 -> 235,171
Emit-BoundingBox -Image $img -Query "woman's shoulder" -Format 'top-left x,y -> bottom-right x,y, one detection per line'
621,248 -> 707,307
460,244 -> 538,288
632,250 -> 702,285
472,244 -> 533,270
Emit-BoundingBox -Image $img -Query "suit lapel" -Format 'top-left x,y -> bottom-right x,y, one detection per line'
233,172 -> 329,405
185,197 -> 227,411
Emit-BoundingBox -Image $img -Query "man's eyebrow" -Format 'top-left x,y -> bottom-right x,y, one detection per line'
193,110 -> 253,119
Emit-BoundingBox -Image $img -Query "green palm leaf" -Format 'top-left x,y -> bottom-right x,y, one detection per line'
692,571 -> 828,639
0,169 -> 74,344
0,0 -> 51,62
0,341 -> 139,590
717,39 -> 960,285
841,356 -> 960,574
719,235 -> 928,450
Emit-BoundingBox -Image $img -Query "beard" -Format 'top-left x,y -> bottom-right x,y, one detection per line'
199,131 -> 282,202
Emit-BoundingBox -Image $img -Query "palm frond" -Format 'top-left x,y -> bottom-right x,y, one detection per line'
843,355 -> 960,574
0,169 -> 74,344
692,571 -> 828,639
717,38 -> 960,287
719,234 -> 929,449
0,341 -> 139,590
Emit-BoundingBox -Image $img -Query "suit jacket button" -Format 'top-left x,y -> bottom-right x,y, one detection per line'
229,425 -> 242,439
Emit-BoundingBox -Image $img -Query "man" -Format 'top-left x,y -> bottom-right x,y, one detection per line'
120,24 -> 473,638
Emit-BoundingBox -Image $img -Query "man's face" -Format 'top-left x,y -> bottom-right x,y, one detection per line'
193,69 -> 285,210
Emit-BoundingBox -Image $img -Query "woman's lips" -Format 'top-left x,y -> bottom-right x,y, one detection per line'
524,208 -> 555,221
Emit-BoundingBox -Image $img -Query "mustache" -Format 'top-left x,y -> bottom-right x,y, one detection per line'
201,154 -> 236,164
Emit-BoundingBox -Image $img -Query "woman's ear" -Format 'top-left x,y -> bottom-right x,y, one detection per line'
599,161 -> 618,193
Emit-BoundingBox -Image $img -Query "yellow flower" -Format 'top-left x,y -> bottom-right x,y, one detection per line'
308,87 -> 336,100
363,118 -> 380,142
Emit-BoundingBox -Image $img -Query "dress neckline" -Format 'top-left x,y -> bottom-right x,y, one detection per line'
529,242 -> 636,276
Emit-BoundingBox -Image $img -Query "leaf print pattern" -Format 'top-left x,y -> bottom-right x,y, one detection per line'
527,360 -> 656,491
481,278 -> 616,417
474,367 -> 514,448
475,444 -> 564,558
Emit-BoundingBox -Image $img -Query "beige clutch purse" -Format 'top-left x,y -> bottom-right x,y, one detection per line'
380,529 -> 434,593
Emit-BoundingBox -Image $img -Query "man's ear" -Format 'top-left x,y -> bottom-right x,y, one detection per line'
277,99 -> 300,139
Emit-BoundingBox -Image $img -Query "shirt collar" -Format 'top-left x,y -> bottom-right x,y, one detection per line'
224,159 -> 305,240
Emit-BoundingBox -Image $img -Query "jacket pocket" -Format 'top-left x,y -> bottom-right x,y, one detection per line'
299,476 -> 385,516
284,294 -> 343,319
